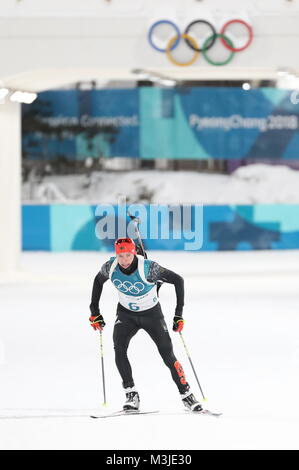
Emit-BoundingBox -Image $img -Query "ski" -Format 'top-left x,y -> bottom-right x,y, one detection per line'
90,409 -> 222,419
194,409 -> 222,418
0,409 -> 221,420
90,410 -> 159,419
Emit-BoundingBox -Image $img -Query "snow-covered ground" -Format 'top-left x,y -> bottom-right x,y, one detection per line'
22,164 -> 299,204
1,250 -> 299,450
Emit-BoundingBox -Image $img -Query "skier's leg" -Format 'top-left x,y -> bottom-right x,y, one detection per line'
142,315 -> 202,410
142,315 -> 190,395
113,308 -> 139,389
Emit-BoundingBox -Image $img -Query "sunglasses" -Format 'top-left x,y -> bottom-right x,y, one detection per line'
115,238 -> 133,244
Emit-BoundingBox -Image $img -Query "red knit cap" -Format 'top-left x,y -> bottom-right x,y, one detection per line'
115,237 -> 137,255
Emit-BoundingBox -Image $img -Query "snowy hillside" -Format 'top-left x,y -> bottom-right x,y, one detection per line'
22,164 -> 299,204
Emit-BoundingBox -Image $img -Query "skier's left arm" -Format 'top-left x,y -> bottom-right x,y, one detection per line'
147,262 -> 185,332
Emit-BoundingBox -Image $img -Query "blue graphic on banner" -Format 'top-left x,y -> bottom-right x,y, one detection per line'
22,205 -> 51,250
22,89 -> 139,160
22,87 -> 299,160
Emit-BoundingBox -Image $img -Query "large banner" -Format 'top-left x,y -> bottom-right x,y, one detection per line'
22,87 -> 299,160
22,204 -> 299,251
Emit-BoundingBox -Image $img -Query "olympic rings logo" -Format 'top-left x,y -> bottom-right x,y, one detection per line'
148,19 -> 253,67
113,279 -> 145,294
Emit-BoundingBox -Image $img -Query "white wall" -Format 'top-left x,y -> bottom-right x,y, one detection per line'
0,102 -> 21,278
0,1 -> 299,89
1,0 -> 299,17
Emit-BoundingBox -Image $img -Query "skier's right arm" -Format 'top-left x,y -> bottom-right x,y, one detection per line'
89,261 -> 110,330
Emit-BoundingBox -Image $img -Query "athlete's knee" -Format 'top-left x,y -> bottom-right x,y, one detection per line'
113,333 -> 130,357
158,342 -> 176,364
114,340 -> 129,355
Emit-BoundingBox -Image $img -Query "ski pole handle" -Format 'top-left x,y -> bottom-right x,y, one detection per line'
127,211 -> 147,259
128,213 -> 141,225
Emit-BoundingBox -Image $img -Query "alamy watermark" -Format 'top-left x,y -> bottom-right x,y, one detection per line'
94,199 -> 203,251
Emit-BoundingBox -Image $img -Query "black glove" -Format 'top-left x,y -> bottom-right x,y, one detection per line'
89,314 -> 106,331
173,314 -> 184,332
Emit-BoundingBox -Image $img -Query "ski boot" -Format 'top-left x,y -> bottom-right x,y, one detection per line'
123,387 -> 140,412
181,391 -> 203,412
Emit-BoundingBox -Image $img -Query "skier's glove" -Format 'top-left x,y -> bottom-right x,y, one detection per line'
173,314 -> 184,333
89,314 -> 106,331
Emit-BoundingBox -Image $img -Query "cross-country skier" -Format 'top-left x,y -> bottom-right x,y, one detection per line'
89,237 -> 202,413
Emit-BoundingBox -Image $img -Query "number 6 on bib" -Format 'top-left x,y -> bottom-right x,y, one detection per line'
129,302 -> 140,311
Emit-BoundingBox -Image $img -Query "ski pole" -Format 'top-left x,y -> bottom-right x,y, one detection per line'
179,332 -> 207,401
127,212 -> 147,259
127,212 -> 164,293
99,330 -> 107,406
